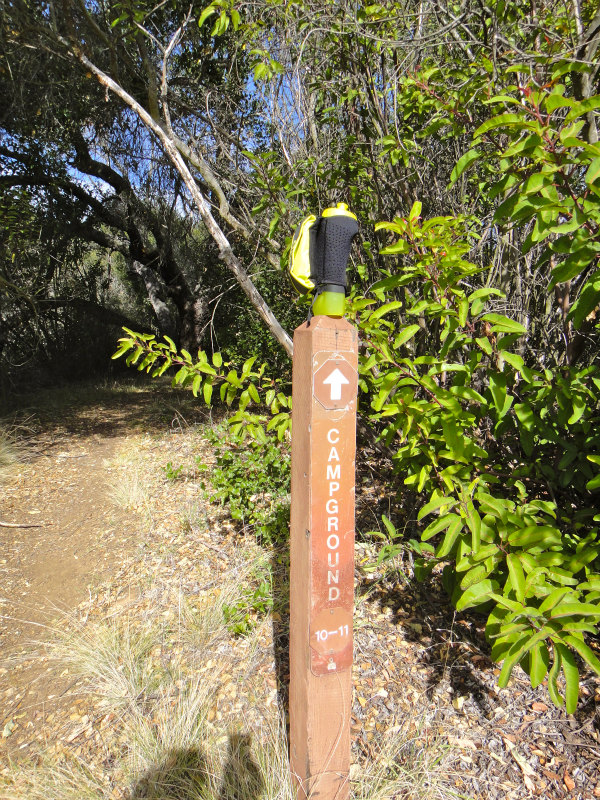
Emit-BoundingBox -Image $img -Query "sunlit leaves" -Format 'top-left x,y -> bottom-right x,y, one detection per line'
469,80 -> 600,333
112,330 -> 291,442
198,0 -> 242,35
368,189 -> 600,713
448,149 -> 481,189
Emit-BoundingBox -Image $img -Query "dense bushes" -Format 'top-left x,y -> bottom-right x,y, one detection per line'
200,426 -> 290,547
115,65 -> 600,711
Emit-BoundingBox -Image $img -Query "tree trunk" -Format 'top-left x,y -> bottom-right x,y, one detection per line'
131,260 -> 177,339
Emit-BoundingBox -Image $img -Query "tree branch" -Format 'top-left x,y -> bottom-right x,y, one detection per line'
65,39 -> 293,356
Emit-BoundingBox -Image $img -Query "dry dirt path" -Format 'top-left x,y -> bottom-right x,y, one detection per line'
0,386 -> 190,760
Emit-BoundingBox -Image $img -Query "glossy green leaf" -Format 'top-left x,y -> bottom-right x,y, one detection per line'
489,372 -> 511,417
418,493 -> 456,521
547,645 -> 563,707
508,525 -> 562,548
500,351 -> 524,372
455,578 -> 497,611
198,5 -> 216,27
529,641 -> 550,688
566,394 -> 585,424
449,149 -> 481,188
545,93 -> 573,112
465,502 -> 482,551
370,301 -> 404,320
481,313 -> 526,334
563,635 -> 600,676
422,513 -> 460,541
498,628 -> 550,688
474,113 -> 527,138
436,517 -> 463,558
393,324 -> 421,347
248,383 -> 260,403
555,642 -> 579,714
548,602 -> 600,619
382,514 -> 396,538
568,270 -> 600,329
506,553 -> 526,603
478,492 -> 510,520
409,200 -> 422,221
586,157 -> 600,186
586,475 -> 600,491
564,95 -> 600,123
460,563 -> 488,590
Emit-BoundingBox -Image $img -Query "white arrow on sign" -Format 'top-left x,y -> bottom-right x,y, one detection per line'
323,368 -> 350,401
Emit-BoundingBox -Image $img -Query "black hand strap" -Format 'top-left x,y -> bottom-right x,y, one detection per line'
310,214 -> 359,291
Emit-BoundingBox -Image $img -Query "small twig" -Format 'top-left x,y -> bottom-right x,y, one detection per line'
197,538 -> 230,561
0,520 -> 44,528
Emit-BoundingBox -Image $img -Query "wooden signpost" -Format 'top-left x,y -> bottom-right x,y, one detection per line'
289,314 -> 358,800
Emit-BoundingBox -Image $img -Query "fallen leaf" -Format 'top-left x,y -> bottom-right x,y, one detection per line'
504,738 -> 535,777
447,736 -> 477,751
531,701 -> 548,712
563,770 -> 575,792
66,726 -> 85,743
543,769 -> 561,781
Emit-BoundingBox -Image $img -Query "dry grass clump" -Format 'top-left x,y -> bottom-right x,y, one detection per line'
0,425 -> 21,483
108,467 -> 150,513
1,596 -> 455,800
352,723 -> 454,800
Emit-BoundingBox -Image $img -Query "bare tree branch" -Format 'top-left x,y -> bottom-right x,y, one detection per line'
63,38 -> 293,356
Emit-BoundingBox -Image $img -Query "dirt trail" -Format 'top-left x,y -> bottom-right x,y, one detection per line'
2,438 -> 121,642
0,387 -> 185,758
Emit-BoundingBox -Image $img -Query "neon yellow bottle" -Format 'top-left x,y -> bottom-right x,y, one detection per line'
312,287 -> 346,317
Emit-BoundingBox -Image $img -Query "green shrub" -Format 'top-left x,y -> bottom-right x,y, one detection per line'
163,461 -> 184,481
222,560 -> 274,636
336,69 -> 600,713
201,426 -> 290,548
113,64 -> 600,714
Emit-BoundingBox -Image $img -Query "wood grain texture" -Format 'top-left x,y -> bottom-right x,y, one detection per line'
289,316 -> 358,800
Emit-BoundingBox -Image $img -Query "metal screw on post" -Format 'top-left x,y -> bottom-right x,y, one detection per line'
288,203 -> 359,800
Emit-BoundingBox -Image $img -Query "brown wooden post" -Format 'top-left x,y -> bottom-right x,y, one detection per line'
289,314 -> 358,800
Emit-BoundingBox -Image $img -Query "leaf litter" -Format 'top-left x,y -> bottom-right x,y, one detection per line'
0,384 -> 598,799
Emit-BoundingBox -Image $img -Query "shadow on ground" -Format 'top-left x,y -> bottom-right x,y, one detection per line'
1,380 -> 225,449
130,733 -> 264,800
357,575 -> 497,718
270,548 -> 290,727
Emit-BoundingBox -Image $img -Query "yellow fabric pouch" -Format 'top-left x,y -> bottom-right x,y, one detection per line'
288,214 -> 316,294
